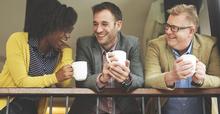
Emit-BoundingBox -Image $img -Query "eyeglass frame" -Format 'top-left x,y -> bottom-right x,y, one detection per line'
163,23 -> 192,33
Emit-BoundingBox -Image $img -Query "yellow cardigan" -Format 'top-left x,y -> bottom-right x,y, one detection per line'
0,32 -> 74,114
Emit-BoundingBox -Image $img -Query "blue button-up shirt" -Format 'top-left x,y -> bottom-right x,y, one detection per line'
162,41 -> 203,114
28,38 -> 59,76
19,38 -> 59,102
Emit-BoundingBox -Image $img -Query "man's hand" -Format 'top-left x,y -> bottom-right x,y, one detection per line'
192,61 -> 206,85
109,60 -> 131,83
99,63 -> 112,84
165,58 -> 195,86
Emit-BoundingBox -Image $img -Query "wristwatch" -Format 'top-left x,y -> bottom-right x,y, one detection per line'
191,80 -> 204,87
121,77 -> 132,88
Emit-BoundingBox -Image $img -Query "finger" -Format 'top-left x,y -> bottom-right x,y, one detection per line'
110,63 -> 128,74
197,62 -> 206,70
110,66 -> 129,81
192,75 -> 201,83
125,60 -> 130,67
66,71 -> 73,77
111,62 -> 130,72
108,70 -> 123,83
106,52 -> 117,62
195,69 -> 203,76
109,65 -> 124,75
103,63 -> 110,70
63,65 -> 73,70
176,57 -> 183,63
180,63 -> 194,71
193,73 -> 204,81
179,60 -> 192,67
64,67 -> 74,72
178,68 -> 194,77
108,56 -> 118,63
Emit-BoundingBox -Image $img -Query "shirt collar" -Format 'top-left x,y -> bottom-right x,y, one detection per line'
101,42 -> 117,56
28,38 -> 58,57
100,35 -> 119,55
172,40 -> 193,58
28,37 -> 38,48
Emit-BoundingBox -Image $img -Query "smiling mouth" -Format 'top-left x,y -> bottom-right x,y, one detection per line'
96,34 -> 106,38
60,39 -> 67,43
166,35 -> 176,39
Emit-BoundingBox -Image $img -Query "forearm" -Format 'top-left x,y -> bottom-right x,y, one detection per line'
201,74 -> 220,88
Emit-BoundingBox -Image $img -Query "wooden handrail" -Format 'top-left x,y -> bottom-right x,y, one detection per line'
0,88 -> 220,97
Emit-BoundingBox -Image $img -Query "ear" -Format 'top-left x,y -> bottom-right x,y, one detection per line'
190,24 -> 198,33
116,20 -> 123,31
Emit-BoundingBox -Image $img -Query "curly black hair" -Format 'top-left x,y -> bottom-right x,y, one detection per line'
24,0 -> 77,39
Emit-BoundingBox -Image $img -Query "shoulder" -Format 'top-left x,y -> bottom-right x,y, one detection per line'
119,32 -> 139,46
7,32 -> 28,46
195,33 -> 216,46
147,35 -> 166,48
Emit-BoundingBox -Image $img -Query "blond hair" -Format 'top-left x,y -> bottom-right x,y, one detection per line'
168,4 -> 199,29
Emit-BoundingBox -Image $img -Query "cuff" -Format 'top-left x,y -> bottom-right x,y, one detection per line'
121,74 -> 133,88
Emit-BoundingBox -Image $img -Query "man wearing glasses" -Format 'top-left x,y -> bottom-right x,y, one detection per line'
145,4 -> 220,114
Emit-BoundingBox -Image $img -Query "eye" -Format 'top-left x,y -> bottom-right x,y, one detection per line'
170,25 -> 179,32
102,22 -> 108,27
93,22 -> 98,27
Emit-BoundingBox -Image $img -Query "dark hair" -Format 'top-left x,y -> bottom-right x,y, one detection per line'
92,2 -> 122,21
24,0 -> 77,39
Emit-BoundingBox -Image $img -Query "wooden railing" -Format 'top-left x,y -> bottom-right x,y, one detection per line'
0,88 -> 219,114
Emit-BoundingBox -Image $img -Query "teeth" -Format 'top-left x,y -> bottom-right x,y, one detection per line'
61,39 -> 67,42
97,35 -> 104,37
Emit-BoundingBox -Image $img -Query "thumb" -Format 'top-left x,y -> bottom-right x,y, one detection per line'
125,60 -> 130,67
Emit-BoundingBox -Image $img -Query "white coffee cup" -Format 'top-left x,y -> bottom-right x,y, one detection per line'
180,54 -> 197,74
72,61 -> 87,81
106,50 -> 126,66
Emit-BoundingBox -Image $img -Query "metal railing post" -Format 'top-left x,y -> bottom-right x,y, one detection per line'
65,96 -> 69,114
112,97 -> 116,114
202,97 -> 206,114
96,97 -> 99,114
6,96 -> 10,114
157,97 -> 161,114
49,96 -> 53,114
141,97 -> 145,114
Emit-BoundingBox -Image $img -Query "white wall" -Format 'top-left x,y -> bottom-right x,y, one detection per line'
0,0 -> 153,70
0,0 -> 210,70
0,0 -> 26,69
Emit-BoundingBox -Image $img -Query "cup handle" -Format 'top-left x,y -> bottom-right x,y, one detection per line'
106,52 -> 111,63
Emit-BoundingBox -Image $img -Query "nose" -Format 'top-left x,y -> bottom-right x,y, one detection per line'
95,25 -> 103,33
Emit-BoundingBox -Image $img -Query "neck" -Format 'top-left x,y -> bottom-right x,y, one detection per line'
38,37 -> 50,54
102,37 -> 118,51
178,48 -> 188,55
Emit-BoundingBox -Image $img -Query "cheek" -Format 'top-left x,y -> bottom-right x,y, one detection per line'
51,38 -> 60,47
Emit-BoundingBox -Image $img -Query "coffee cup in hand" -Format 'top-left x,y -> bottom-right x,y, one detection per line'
106,50 -> 126,66
72,61 -> 87,81
180,54 -> 197,75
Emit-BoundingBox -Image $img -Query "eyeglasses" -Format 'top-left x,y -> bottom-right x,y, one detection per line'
164,23 -> 192,32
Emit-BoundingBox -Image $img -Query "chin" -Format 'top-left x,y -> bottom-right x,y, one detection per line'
97,39 -> 106,45
167,42 -> 177,49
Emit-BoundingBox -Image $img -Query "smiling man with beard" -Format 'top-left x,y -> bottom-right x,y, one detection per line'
145,4 -> 220,114
69,2 -> 144,114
